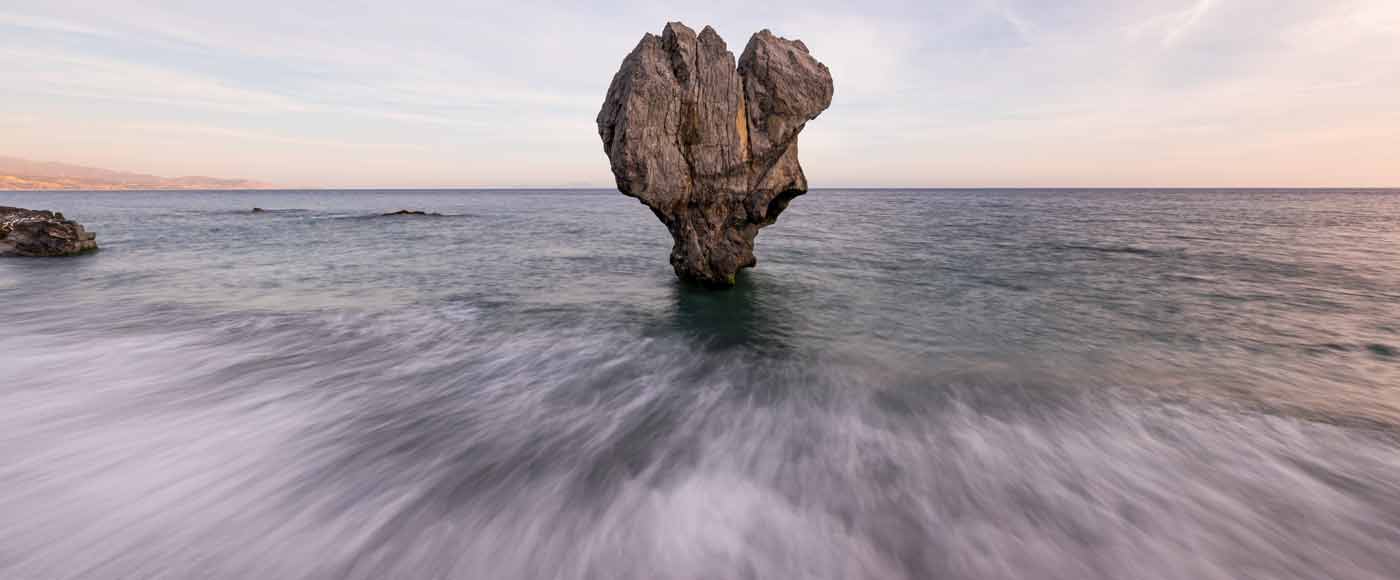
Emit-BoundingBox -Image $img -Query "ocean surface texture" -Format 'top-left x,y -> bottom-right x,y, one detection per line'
3,189 -> 1399,580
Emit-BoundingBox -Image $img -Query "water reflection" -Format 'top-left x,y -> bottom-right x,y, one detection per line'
665,270 -> 800,352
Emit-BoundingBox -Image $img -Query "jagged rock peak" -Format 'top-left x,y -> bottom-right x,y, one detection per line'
597,22 -> 833,287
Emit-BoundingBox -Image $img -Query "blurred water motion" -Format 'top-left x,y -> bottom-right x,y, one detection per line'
2,189 -> 1400,579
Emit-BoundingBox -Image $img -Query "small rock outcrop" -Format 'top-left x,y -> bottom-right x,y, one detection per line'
597,22 -> 833,287
0,207 -> 98,257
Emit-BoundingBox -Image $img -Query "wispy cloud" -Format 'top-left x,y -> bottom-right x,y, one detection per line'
1160,0 -> 1214,47
0,10 -> 119,38
982,0 -> 1038,42
2,0 -> 1397,187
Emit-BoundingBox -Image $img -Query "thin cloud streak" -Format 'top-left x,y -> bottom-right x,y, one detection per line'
1161,0 -> 1214,47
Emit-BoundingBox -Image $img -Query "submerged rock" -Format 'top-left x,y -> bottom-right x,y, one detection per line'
382,209 -> 440,217
597,22 -> 833,287
252,207 -> 267,213
0,206 -> 98,257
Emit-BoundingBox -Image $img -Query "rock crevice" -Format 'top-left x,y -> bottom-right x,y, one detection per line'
598,22 -> 832,286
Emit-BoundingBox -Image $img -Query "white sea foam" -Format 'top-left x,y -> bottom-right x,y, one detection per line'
3,188 -> 1399,578
2,305 -> 1399,579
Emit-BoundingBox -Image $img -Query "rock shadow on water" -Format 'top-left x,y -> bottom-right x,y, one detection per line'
660,270 -> 801,353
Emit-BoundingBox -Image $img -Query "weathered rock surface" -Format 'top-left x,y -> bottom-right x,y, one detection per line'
597,22 -> 833,286
0,207 -> 98,256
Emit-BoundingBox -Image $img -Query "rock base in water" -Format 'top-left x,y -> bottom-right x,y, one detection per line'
0,207 -> 99,257
597,22 -> 833,287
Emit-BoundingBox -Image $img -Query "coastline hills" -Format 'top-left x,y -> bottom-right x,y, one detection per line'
0,156 -> 269,190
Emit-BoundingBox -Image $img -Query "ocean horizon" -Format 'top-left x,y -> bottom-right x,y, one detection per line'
7,186 -> 1400,192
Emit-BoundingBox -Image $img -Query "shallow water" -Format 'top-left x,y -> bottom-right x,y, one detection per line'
3,189 -> 1400,579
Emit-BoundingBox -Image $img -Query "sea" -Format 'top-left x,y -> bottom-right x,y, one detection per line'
2,188 -> 1399,579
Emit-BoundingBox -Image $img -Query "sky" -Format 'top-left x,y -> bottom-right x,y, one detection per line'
1,0 -> 1398,188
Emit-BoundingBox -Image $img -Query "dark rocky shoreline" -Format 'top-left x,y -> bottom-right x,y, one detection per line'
0,206 -> 98,257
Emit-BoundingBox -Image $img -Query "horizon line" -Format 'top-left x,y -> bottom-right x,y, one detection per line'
5,186 -> 1400,193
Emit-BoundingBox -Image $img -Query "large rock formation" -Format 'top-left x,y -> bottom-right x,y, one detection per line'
597,22 -> 833,287
0,207 -> 98,256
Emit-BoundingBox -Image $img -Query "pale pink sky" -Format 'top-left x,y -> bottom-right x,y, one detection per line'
2,0 -> 1398,187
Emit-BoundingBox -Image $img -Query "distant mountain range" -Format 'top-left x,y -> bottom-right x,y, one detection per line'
0,156 -> 270,190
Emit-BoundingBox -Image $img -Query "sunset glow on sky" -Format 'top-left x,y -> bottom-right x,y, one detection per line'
2,0 -> 1397,187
